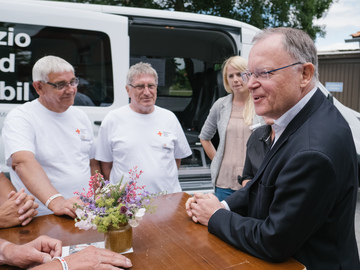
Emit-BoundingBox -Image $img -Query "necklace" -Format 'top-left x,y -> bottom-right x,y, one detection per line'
232,103 -> 243,111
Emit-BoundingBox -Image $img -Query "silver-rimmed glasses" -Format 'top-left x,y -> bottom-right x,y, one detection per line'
128,84 -> 157,91
241,62 -> 303,83
46,77 -> 79,90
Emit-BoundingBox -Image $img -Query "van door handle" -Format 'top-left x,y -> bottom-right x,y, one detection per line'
94,121 -> 102,125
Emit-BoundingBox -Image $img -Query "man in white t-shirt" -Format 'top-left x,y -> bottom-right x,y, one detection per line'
96,62 -> 191,194
2,56 -> 99,217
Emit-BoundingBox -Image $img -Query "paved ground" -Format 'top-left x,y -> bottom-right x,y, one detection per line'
355,189 -> 360,255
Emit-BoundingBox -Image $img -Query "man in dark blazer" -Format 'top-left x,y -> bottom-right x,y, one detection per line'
186,27 -> 360,270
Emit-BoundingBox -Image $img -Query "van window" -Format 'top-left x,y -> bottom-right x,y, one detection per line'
0,22 -> 113,106
128,22 -> 235,137
131,56 -> 202,113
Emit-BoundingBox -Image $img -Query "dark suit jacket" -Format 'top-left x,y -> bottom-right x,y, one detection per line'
208,90 -> 360,269
240,124 -> 272,184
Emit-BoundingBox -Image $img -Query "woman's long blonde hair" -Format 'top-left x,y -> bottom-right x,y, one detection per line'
222,55 -> 254,126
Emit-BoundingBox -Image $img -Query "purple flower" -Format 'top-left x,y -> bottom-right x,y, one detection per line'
120,206 -> 127,214
144,199 -> 150,205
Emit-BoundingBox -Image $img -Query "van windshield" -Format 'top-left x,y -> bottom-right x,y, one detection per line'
0,22 -> 113,106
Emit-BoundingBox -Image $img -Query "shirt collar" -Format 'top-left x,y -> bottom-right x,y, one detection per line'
272,86 -> 317,146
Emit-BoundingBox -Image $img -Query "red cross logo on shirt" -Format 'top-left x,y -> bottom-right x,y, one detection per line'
76,129 -> 80,134
157,131 -> 162,136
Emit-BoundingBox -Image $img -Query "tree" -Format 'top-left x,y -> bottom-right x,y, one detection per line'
54,0 -> 336,40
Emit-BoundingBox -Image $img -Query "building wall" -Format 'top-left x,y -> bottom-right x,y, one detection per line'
318,51 -> 360,112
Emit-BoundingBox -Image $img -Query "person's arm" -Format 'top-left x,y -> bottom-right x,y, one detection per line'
240,126 -> 271,188
0,236 -> 132,270
100,161 -> 113,181
0,173 -> 16,205
175,159 -> 181,169
200,139 -> 216,160
239,144 -> 254,187
32,245 -> 132,270
198,99 -> 223,160
241,180 -> 251,187
90,159 -> 101,176
11,151 -> 81,218
0,236 -> 61,269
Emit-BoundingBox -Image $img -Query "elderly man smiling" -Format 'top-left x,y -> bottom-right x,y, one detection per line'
96,62 -> 191,194
186,27 -> 360,269
2,55 -> 99,217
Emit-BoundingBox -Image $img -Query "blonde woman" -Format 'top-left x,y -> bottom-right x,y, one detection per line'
199,56 -> 261,201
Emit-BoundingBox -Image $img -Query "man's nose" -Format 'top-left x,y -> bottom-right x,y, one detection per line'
143,86 -> 151,94
246,75 -> 259,91
65,83 -> 76,92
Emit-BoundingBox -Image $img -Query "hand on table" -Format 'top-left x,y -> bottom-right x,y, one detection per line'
185,193 -> 224,226
0,188 -> 38,228
49,196 -> 84,219
64,245 -> 132,270
0,234 -> 132,270
0,235 -> 62,269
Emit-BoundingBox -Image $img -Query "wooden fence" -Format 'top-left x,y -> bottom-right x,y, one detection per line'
318,50 -> 360,112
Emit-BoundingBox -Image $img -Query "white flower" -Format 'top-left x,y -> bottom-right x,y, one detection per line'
75,209 -> 97,230
128,208 -> 147,227
128,218 -> 139,227
135,208 -> 146,220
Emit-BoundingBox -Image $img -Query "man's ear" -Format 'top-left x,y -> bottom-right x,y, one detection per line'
33,81 -> 44,96
125,85 -> 131,97
300,63 -> 315,88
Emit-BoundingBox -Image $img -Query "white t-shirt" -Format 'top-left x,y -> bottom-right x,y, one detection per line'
96,105 -> 191,194
2,99 -> 95,216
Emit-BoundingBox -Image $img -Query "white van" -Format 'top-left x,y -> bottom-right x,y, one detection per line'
1,0 -> 359,192
0,0 -> 261,193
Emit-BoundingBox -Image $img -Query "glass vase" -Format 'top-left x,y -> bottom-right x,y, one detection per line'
104,223 -> 132,253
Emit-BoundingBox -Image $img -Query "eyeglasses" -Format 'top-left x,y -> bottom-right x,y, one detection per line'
241,62 -> 303,83
46,77 -> 79,90
128,84 -> 157,91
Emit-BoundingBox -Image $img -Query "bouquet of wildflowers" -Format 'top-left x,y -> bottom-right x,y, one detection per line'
74,167 -> 164,233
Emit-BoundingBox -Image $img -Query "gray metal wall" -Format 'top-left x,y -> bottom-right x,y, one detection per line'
318,51 -> 360,112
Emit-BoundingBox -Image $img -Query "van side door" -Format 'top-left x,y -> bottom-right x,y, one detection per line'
0,0 -> 129,174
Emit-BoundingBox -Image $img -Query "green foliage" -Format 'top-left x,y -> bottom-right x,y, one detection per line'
94,205 -> 128,233
52,0 -> 335,40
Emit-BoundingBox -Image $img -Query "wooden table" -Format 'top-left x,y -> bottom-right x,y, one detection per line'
0,192 -> 306,269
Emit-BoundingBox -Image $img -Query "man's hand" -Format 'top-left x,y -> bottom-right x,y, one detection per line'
185,193 -> 208,223
48,196 -> 84,219
64,245 -> 132,270
0,189 -> 38,228
185,193 -> 224,226
0,235 -> 62,269
185,194 -> 198,220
